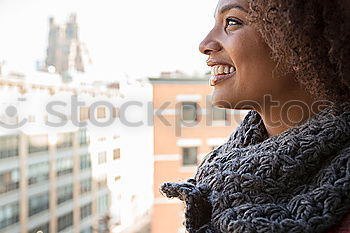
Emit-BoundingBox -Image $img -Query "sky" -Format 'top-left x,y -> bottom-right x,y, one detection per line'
0,0 -> 217,81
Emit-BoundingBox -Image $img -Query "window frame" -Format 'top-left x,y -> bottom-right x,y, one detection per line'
181,102 -> 198,122
98,152 -> 107,165
57,211 -> 73,232
113,148 -> 120,160
28,192 -> 49,216
182,147 -> 198,166
212,106 -> 227,121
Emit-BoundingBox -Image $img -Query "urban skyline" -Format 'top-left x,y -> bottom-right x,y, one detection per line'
0,5 -> 245,233
0,0 -> 216,80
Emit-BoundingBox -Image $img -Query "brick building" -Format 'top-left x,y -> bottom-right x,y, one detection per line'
150,76 -> 245,233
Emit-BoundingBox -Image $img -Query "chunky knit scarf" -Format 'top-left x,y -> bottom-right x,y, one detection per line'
161,103 -> 350,233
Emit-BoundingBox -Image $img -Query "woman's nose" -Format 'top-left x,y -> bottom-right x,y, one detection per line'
199,32 -> 221,55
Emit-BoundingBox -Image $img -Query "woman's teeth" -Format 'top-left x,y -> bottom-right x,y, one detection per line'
211,65 -> 236,76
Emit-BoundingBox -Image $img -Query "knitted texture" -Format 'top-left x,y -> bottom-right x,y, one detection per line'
161,103 -> 350,233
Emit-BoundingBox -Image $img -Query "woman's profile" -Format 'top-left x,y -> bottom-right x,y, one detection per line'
161,0 -> 350,232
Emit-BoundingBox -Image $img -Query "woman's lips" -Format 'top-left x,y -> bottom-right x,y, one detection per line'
208,63 -> 236,86
209,72 -> 236,86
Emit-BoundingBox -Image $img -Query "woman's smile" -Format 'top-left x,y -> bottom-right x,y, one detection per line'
209,67 -> 236,86
208,60 -> 237,86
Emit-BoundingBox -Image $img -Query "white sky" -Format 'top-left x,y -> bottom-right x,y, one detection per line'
0,0 -> 217,81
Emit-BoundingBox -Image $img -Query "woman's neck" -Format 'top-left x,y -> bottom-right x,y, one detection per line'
257,93 -> 324,138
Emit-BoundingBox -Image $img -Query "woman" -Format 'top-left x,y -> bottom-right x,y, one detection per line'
161,0 -> 350,232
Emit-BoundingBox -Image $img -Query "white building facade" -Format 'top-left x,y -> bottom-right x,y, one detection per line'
0,72 -> 153,233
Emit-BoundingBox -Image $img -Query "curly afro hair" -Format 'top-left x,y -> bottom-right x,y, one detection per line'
248,0 -> 350,102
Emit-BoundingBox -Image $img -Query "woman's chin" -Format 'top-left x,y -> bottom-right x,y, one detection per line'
211,95 -> 234,109
211,93 -> 256,110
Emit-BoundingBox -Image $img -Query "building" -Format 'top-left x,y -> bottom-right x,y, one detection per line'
0,11 -> 154,233
149,75 -> 246,233
112,78 -> 154,233
45,14 -> 91,81
0,72 -> 153,233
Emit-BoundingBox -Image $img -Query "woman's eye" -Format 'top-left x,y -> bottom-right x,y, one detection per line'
225,17 -> 243,28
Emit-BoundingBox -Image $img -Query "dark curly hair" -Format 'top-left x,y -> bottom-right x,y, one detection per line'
248,0 -> 350,102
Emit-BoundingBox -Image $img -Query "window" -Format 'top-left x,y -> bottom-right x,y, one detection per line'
29,192 -> 49,216
98,194 -> 109,214
80,203 -> 92,220
80,178 -> 92,195
212,106 -> 227,121
0,202 -> 19,230
182,147 -> 198,166
80,153 -> 91,170
79,128 -> 89,145
79,106 -> 89,122
97,107 -> 106,119
57,211 -> 73,232
56,157 -> 73,176
28,135 -> 48,154
80,226 -> 93,233
29,222 -> 49,233
181,102 -> 197,121
0,135 -> 19,159
56,132 -> 73,150
98,178 -> 107,189
98,221 -> 108,233
0,168 -> 19,194
114,195 -> 122,226
57,184 -> 73,205
113,149 -> 120,160
28,162 -> 49,185
98,152 -> 107,164
112,107 -> 119,118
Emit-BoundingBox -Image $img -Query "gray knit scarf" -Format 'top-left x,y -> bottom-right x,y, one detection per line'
161,103 -> 350,233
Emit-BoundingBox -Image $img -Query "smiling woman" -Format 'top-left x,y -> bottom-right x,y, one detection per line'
200,0 -> 335,137
161,0 -> 350,232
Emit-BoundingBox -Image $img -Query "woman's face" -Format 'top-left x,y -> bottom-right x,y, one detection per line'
200,0 -> 299,110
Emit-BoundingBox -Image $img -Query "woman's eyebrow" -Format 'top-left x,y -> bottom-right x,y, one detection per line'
215,4 -> 248,17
